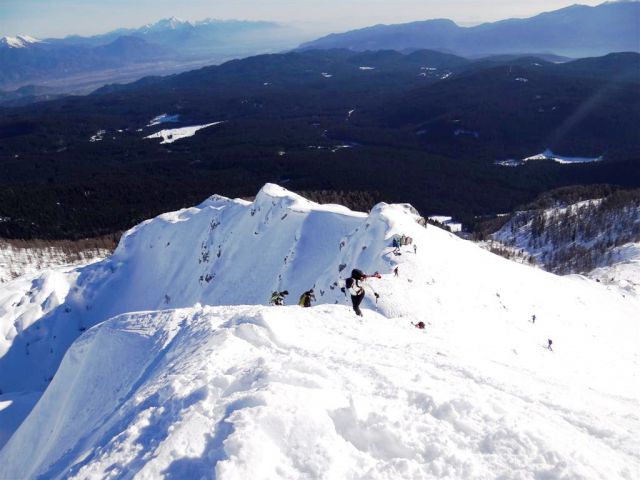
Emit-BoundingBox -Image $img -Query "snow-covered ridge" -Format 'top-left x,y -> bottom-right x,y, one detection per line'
0,184 -> 638,477
0,35 -> 40,48
136,16 -> 279,34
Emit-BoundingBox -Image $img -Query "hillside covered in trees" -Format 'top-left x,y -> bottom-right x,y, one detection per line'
479,187 -> 640,291
0,49 -> 638,239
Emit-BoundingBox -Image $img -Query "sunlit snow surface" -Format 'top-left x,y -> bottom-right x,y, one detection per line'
145,122 -> 224,144
0,184 -> 638,478
589,242 -> 640,294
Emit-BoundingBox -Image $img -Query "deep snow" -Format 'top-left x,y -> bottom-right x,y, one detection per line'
2,304 -> 639,479
0,184 -> 638,478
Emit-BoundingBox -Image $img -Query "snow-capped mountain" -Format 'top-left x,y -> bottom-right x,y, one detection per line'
0,185 -> 638,477
0,18 -> 303,90
123,17 -> 299,56
0,35 -> 41,49
139,16 -> 191,33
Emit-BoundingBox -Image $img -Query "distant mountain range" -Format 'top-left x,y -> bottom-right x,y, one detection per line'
0,18 -> 303,90
2,3 -> 637,92
51,17 -> 298,55
300,2 -> 640,58
0,35 -> 171,88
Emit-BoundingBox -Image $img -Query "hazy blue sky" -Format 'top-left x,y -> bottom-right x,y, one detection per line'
1,0 -> 605,38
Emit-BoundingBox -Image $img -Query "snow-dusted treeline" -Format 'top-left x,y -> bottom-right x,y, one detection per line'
485,189 -> 640,292
0,237 -> 115,283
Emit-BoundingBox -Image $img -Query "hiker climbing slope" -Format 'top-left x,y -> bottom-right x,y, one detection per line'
299,289 -> 316,308
270,290 -> 288,306
346,269 -> 381,317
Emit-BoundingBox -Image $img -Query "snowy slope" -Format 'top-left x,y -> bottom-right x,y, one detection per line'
0,184 -> 638,477
588,242 -> 640,294
2,303 -> 639,479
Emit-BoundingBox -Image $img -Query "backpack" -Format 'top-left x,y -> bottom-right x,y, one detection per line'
351,269 -> 365,281
298,293 -> 307,307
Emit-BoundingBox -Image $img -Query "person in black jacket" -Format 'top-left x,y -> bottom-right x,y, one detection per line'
345,269 -> 380,316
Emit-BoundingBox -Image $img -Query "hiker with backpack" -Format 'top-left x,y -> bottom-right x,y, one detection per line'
298,289 -> 316,308
345,269 -> 381,317
270,290 -> 288,306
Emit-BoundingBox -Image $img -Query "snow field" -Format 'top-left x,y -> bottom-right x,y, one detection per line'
497,149 -> 603,166
145,122 -> 224,144
523,150 -> 603,164
1,304 -> 638,479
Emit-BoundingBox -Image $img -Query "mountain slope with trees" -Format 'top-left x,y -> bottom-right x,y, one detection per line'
479,186 -> 640,292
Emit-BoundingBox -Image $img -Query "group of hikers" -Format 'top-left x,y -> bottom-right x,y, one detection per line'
269,237 -> 421,320
267,246 -> 556,347
269,268 -> 382,317
270,288 -> 316,308
392,235 -> 417,256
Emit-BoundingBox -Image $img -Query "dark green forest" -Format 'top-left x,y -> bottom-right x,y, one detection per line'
1,49 -> 638,239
